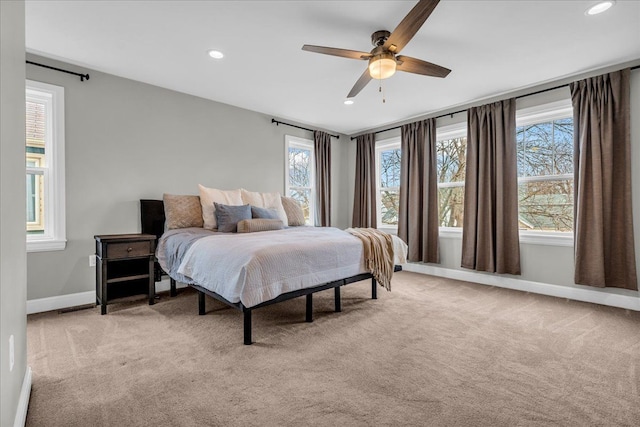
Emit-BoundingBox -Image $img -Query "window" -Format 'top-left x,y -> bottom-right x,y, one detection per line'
516,100 -> 573,235
437,123 -> 467,229
375,138 -> 401,228
26,80 -> 66,252
285,135 -> 314,225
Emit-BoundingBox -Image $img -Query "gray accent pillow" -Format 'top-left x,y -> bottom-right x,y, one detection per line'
251,205 -> 280,220
214,202 -> 251,232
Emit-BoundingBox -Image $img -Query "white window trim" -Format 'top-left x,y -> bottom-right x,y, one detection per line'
284,135 -> 315,226
26,80 -> 66,252
516,99 -> 574,244
516,99 -> 572,127
375,136 -> 401,230
437,121 -> 467,141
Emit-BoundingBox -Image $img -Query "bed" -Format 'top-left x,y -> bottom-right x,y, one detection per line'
142,198 -> 407,345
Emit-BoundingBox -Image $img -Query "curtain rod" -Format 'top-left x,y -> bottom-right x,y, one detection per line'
350,64 -> 640,140
26,60 -> 90,82
271,119 -> 339,139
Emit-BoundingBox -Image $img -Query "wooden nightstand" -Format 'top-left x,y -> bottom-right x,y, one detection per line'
95,234 -> 157,315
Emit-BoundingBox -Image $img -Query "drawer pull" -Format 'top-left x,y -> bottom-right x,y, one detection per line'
127,247 -> 133,252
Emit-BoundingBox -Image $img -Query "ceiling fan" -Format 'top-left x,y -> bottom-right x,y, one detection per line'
302,0 -> 451,99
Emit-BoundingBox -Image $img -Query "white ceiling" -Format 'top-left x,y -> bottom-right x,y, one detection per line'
25,1 -> 640,135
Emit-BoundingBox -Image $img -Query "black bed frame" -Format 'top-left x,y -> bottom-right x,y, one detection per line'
141,199 -> 401,345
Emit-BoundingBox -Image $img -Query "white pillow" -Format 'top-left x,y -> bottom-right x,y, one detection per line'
198,184 -> 243,229
240,189 -> 288,225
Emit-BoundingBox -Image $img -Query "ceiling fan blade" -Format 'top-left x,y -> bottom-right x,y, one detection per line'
302,45 -> 372,60
383,0 -> 440,54
347,68 -> 373,98
396,55 -> 451,78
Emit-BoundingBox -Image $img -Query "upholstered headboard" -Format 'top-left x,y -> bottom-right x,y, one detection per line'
140,199 -> 165,240
140,199 -> 165,282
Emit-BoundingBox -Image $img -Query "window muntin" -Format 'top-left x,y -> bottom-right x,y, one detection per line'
437,124 -> 467,229
516,101 -> 573,233
26,80 -> 66,252
375,138 -> 401,228
285,135 -> 315,226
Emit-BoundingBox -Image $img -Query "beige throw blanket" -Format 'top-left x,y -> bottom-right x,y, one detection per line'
346,228 -> 395,291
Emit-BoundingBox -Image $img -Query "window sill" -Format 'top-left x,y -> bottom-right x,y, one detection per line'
27,238 -> 67,253
437,228 -> 573,247
377,226 -> 398,235
373,226 -> 573,247
439,227 -> 463,238
519,232 -> 573,247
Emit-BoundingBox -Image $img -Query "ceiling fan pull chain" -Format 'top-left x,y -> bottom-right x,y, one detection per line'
379,78 -> 386,104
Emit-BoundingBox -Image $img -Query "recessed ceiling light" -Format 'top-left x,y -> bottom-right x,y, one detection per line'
207,50 -> 224,59
586,1 -> 615,15
344,100 -> 354,105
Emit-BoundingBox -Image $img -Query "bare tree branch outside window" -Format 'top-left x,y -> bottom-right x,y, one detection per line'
376,117 -> 573,233
516,118 -> 574,232
379,148 -> 401,225
288,147 -> 313,224
437,136 -> 466,227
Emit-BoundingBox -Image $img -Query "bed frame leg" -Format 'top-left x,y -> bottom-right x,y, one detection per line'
198,291 -> 205,315
334,286 -> 341,312
170,278 -> 177,297
305,294 -> 313,322
372,278 -> 377,299
244,310 -> 252,345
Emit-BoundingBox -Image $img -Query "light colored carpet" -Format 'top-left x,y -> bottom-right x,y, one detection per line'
26,271 -> 640,426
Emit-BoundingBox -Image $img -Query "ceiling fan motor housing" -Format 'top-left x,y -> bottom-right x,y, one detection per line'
371,30 -> 391,46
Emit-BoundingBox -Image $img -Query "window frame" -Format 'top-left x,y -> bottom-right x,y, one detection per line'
284,135 -> 315,226
516,99 -> 573,246
375,137 -> 401,231
26,80 -> 66,252
436,122 -> 468,235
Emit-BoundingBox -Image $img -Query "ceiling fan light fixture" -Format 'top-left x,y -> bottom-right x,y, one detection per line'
586,1 -> 615,15
368,53 -> 396,80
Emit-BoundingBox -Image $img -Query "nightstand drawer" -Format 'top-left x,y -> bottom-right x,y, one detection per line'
107,241 -> 152,259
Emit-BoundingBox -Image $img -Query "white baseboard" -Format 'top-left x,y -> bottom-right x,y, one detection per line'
402,263 -> 640,311
26,290 -> 95,315
13,366 -> 31,427
26,278 -> 188,314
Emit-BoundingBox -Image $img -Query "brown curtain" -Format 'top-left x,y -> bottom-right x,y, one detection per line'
461,99 -> 520,274
398,119 -> 439,263
313,130 -> 331,226
570,69 -> 637,290
352,133 -> 377,228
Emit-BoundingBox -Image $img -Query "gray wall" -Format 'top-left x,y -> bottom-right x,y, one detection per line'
24,52 -> 640,301
346,63 -> 640,294
25,54 -> 350,301
1,1 -> 27,425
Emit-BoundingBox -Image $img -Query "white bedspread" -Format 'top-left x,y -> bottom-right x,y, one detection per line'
160,227 -> 407,308
179,227 -> 364,307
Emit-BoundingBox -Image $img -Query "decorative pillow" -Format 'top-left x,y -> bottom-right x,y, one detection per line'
198,184 -> 243,230
281,196 -> 306,226
163,194 -> 203,229
237,218 -> 284,233
214,202 -> 251,233
240,189 -> 288,225
251,206 -> 280,220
